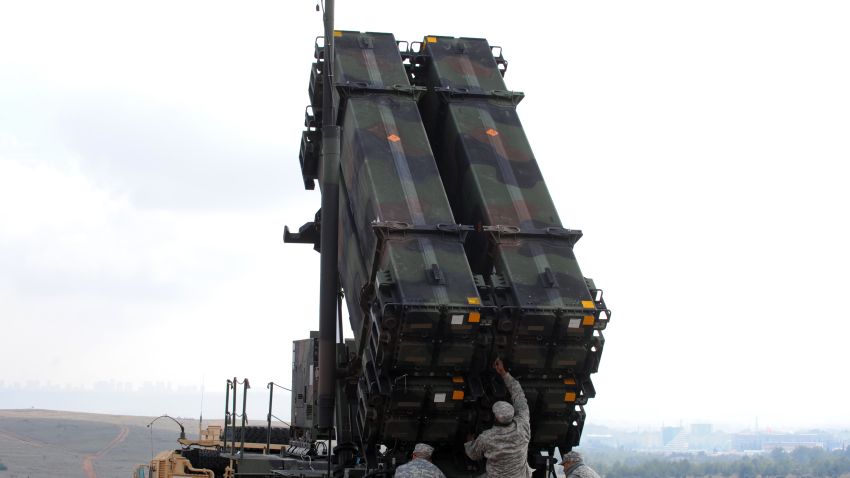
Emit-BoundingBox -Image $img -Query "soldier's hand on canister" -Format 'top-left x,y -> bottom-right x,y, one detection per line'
493,357 -> 507,376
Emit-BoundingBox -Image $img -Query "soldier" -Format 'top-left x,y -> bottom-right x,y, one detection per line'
560,451 -> 600,478
394,443 -> 446,478
464,358 -> 534,478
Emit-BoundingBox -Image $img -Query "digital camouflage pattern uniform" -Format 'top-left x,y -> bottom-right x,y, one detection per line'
564,463 -> 601,478
464,373 -> 532,478
393,458 -> 446,478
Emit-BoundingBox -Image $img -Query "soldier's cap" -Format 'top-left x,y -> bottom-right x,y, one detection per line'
559,451 -> 584,465
492,401 -> 515,424
413,443 -> 434,458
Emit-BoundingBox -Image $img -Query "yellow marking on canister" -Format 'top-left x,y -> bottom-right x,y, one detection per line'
583,315 -> 595,326
452,390 -> 465,400
564,392 -> 577,402
467,297 -> 481,305
426,36 -> 438,43
468,311 -> 481,323
563,378 -> 576,385
452,376 -> 465,384
581,300 -> 595,309
333,31 -> 343,37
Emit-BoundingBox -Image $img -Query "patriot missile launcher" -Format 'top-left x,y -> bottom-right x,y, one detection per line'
284,26 -> 610,478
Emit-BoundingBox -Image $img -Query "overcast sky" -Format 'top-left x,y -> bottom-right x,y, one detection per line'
1,0 -> 848,430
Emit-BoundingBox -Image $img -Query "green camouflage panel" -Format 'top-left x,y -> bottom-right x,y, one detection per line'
377,235 -> 480,309
440,99 -> 562,230
377,376 -> 472,450
496,238 -> 593,309
333,31 -> 482,377
422,36 -> 506,93
340,95 -> 456,262
312,31 -> 604,462
334,31 -> 410,88
360,233 -> 481,378
339,179 -> 369,335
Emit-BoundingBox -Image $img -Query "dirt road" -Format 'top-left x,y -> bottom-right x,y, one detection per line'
82,425 -> 129,478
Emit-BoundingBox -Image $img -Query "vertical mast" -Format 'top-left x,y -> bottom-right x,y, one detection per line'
317,0 -> 340,432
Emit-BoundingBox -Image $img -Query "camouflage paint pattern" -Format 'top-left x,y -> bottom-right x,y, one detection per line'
334,31 -> 411,88
441,99 -> 562,229
339,178 -> 369,335
422,36 -> 507,93
495,238 -> 593,309
296,31 -> 606,468
565,464 -> 602,478
331,33 -> 488,456
410,34 -> 604,458
333,31 -> 480,312
377,236 -> 478,307
416,35 -> 593,319
340,96 -> 457,261
393,458 -> 446,478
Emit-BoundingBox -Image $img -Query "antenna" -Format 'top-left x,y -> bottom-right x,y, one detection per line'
199,376 -> 205,439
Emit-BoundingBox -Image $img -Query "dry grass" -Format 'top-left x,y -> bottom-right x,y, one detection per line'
0,409 -> 206,477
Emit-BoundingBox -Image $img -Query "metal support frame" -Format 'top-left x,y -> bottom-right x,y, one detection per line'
240,378 -> 250,456
231,376 -> 238,454
224,379 -> 232,453
317,0 -> 339,437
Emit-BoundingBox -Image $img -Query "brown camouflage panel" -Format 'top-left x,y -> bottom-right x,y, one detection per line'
422,36 -> 507,93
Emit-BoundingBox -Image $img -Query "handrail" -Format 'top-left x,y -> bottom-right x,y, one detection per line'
147,414 -> 186,440
266,381 -> 292,454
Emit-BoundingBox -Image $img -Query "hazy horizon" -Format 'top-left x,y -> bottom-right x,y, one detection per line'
2,381 -> 847,432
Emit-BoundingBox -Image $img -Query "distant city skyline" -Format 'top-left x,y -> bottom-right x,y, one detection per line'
2,380 -> 847,431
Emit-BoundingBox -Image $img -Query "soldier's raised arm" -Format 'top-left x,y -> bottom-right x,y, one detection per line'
494,358 -> 529,424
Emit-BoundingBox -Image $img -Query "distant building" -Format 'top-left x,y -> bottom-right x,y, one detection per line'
733,431 -> 831,451
662,426 -> 689,451
582,434 -> 616,448
691,423 -> 713,436
662,426 -> 683,445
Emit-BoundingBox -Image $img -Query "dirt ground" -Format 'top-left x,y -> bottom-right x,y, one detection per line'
0,409 -> 211,478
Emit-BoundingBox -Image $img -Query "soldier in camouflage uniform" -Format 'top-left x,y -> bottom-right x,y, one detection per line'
560,451 -> 601,478
394,443 -> 446,478
464,358 -> 534,478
